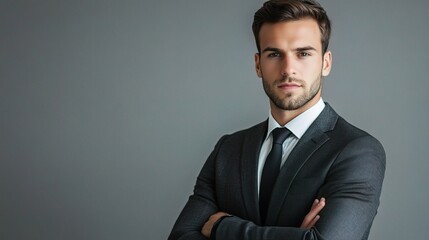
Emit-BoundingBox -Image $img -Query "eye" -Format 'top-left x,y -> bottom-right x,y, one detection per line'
267,52 -> 281,58
298,52 -> 311,57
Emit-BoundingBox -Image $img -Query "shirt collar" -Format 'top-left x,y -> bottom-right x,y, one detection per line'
266,98 -> 325,140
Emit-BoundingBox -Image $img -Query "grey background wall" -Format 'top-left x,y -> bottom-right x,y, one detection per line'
1,0 -> 428,239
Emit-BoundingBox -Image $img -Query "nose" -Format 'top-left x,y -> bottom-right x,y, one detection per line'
281,55 -> 296,76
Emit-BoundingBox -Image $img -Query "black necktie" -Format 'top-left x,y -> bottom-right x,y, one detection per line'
259,127 -> 292,224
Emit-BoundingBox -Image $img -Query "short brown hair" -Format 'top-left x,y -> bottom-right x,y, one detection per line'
252,0 -> 331,54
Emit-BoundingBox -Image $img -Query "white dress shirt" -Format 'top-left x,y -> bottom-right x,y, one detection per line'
257,99 -> 326,196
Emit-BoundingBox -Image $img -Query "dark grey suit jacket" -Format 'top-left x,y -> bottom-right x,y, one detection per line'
169,104 -> 386,240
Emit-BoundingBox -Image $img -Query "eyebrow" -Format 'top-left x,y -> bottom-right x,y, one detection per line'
262,47 -> 281,53
295,46 -> 317,52
261,46 -> 317,53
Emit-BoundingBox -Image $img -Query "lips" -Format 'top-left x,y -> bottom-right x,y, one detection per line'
277,82 -> 301,90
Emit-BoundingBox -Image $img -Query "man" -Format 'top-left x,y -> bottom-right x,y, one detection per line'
169,0 -> 385,239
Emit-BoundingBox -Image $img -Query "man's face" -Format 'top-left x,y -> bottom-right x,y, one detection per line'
255,18 -> 332,112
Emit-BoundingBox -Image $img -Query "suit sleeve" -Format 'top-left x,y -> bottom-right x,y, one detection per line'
168,136 -> 228,240
214,135 -> 386,240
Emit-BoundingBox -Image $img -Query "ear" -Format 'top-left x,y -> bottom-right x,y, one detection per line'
255,53 -> 262,78
322,50 -> 332,77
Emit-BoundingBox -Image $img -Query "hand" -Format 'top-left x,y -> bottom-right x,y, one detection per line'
300,198 -> 326,229
201,212 -> 229,238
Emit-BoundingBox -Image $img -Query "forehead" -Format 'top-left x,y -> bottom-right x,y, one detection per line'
259,18 -> 322,50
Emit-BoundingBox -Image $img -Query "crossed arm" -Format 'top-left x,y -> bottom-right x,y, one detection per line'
201,198 -> 326,238
169,135 -> 385,240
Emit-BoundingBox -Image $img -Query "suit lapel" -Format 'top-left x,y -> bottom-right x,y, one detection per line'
240,120 -> 267,225
265,104 -> 339,224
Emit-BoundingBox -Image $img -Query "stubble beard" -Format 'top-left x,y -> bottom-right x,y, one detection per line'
262,73 -> 322,111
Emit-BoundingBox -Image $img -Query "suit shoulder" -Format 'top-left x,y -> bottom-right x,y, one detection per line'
218,120 -> 266,139
331,116 -> 385,153
214,121 -> 267,147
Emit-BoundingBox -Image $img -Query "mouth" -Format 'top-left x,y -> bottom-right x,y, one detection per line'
277,82 -> 302,91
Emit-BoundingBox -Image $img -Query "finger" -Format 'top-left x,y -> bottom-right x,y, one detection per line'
307,215 -> 321,228
300,198 -> 326,229
312,198 -> 325,209
301,213 -> 317,229
317,198 -> 326,208
309,199 -> 325,218
301,208 -> 319,228
311,199 -> 319,208
310,200 -> 325,218
305,199 -> 325,221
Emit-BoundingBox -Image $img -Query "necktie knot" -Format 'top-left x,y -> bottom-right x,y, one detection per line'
271,128 -> 291,145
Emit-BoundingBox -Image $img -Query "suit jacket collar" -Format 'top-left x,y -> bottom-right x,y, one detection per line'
311,103 -> 338,133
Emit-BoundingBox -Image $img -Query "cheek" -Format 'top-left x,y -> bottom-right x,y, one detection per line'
299,61 -> 322,76
261,62 -> 281,76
